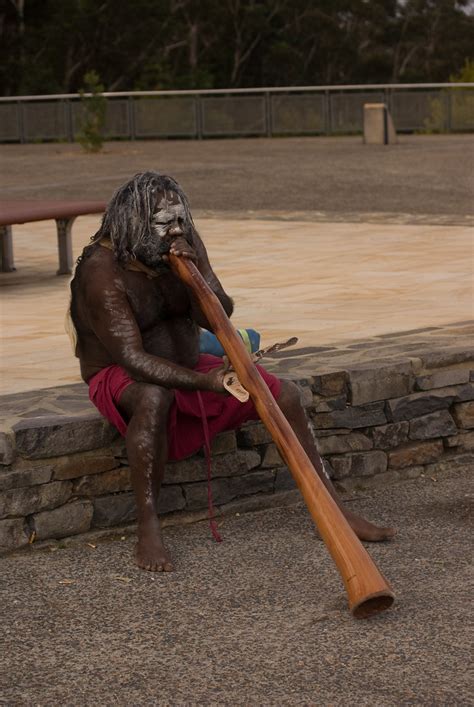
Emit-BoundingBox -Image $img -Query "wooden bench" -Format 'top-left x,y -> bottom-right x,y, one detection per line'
0,200 -> 107,275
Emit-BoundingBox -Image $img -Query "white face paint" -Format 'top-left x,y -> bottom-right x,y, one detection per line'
152,192 -> 186,238
135,190 -> 189,268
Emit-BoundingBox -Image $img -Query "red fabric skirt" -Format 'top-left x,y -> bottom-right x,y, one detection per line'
88,354 -> 281,461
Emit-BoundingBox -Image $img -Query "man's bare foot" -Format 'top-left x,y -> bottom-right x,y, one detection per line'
135,526 -> 174,572
345,509 -> 396,542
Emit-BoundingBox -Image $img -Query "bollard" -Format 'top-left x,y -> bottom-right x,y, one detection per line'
363,103 -> 397,145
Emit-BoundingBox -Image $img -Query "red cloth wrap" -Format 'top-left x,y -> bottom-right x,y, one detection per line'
88,354 -> 281,461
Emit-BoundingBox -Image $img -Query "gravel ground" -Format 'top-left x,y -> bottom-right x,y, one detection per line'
1,465 -> 472,706
1,134 -> 473,219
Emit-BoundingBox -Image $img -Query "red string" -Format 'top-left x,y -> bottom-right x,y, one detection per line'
197,391 -> 223,543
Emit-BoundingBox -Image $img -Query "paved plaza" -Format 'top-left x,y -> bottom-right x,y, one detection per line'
0,135 -> 473,705
2,135 -> 473,394
2,135 -> 473,392
1,213 -> 472,394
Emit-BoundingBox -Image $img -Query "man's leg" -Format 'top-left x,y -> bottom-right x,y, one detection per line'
118,382 -> 175,571
277,380 -> 396,541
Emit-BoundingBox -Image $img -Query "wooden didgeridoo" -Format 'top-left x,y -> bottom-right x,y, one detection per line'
170,255 -> 395,618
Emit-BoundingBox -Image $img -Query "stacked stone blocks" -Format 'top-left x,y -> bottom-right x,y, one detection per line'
1,343 -> 473,554
308,360 -> 473,481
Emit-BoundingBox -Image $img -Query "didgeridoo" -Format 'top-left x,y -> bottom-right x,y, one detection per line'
170,255 -> 395,618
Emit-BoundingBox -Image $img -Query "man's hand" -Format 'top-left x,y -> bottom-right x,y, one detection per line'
204,364 -> 229,394
162,237 -> 198,263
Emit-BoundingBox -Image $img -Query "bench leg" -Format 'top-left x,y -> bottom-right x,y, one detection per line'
0,225 -> 16,272
56,217 -> 76,275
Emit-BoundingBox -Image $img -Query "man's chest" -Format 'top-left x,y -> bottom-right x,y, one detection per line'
123,270 -> 191,330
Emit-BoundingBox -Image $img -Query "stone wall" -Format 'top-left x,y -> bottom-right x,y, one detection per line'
1,323 -> 473,554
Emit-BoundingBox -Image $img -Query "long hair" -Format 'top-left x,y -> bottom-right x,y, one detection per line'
84,171 -> 197,266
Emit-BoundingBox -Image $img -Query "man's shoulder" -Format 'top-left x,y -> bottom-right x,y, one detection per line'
79,244 -> 124,281
73,245 -> 128,308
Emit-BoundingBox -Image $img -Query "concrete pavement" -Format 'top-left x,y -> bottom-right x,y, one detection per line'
1,215 -> 472,394
0,464 -> 471,705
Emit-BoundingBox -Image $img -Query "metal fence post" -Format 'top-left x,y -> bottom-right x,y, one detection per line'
65,99 -> 74,142
195,95 -> 203,139
18,100 -> 25,144
445,89 -> 452,133
325,90 -> 332,135
265,91 -> 272,137
128,96 -> 136,140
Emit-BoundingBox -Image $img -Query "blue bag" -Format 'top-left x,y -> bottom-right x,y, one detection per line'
199,328 -> 260,357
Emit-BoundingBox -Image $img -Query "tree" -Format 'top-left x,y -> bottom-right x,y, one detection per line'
76,70 -> 106,153
391,0 -> 474,82
1,0 -> 473,95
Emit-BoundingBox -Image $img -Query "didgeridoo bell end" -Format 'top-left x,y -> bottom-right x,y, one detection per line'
350,590 -> 395,619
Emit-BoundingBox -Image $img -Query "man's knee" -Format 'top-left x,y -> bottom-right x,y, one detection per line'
135,384 -> 175,419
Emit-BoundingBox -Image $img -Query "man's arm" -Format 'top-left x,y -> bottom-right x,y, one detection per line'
85,267 -> 224,392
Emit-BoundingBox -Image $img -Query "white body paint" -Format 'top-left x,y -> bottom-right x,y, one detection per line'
306,415 -> 330,479
153,193 -> 186,238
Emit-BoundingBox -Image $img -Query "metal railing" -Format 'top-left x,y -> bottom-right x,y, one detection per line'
1,83 -> 473,142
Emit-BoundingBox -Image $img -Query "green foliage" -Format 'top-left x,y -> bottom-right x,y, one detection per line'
76,71 -> 106,153
423,97 -> 447,133
450,59 -> 474,83
424,58 -> 474,133
1,1 -> 473,95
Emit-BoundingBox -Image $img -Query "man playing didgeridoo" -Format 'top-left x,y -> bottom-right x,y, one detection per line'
69,171 -> 395,571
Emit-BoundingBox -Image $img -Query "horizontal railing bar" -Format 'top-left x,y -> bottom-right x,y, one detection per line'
1,83 -> 473,102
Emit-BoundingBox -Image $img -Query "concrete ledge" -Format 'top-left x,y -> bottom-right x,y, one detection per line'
1,323 -> 473,554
